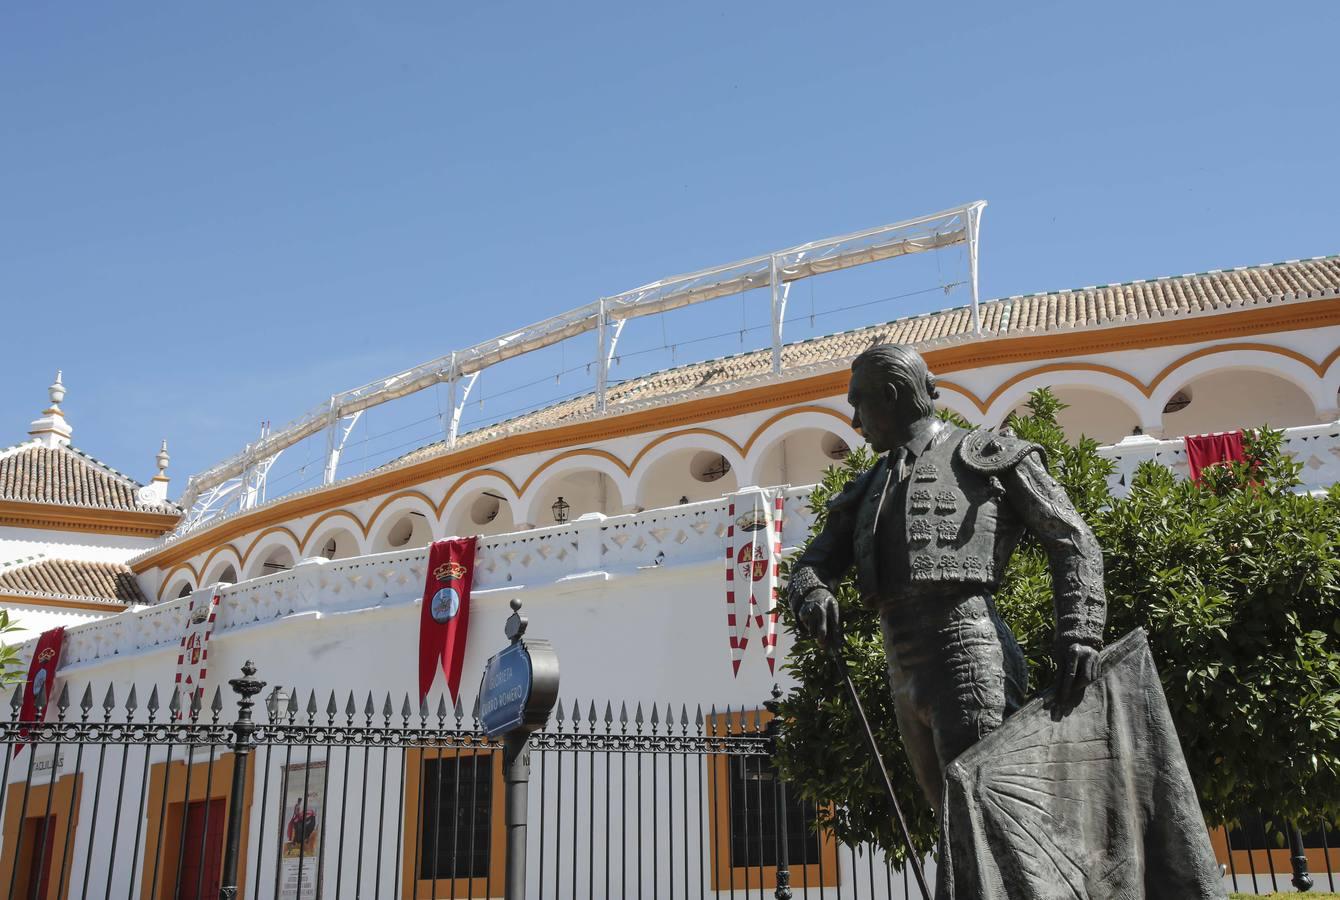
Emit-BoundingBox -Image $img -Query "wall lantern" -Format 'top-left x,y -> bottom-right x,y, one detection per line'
551,496 -> 570,523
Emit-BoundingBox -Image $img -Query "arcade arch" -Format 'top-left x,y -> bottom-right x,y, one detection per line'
1006,387 -> 1143,445
636,447 -> 740,509
523,468 -> 627,525
242,529 -> 300,579
752,427 -> 848,489
1159,369 -> 1318,436
366,494 -> 438,553
312,526 -> 361,560
446,489 -> 518,538
200,548 -> 243,586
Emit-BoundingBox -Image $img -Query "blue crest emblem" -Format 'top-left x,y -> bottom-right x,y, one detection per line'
430,587 -> 460,624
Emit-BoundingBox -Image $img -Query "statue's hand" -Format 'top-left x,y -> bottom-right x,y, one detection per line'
1055,642 -> 1100,708
798,590 -> 841,647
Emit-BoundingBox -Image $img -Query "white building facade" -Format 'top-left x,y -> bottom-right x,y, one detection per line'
3,239 -> 1338,896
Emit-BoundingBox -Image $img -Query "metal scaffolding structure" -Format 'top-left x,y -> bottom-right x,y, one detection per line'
176,201 -> 986,529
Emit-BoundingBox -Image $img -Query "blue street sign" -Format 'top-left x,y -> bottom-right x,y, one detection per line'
479,643 -> 533,737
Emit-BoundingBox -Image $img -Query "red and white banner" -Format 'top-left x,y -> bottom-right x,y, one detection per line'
419,537 -> 477,703
174,589 -> 221,715
15,627 -> 64,755
724,489 -> 784,676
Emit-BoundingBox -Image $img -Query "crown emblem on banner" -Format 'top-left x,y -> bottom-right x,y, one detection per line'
434,561 -> 467,582
735,511 -> 768,532
37,647 -> 56,663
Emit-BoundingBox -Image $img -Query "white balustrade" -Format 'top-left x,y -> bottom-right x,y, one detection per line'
1099,422 -> 1340,497
48,421 -> 1340,669
56,486 -> 815,668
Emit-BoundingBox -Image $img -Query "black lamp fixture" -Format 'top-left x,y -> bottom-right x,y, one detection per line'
551,496 -> 570,523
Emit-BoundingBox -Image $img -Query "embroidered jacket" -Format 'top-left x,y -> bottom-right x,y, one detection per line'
788,421 -> 1106,651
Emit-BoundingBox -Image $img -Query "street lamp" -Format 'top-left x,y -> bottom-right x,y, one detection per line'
551,496 -> 570,523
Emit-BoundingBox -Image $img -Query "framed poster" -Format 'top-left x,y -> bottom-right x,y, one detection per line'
279,761 -> 326,899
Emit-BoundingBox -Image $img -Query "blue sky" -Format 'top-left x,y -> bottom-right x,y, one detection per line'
3,2 -> 1337,496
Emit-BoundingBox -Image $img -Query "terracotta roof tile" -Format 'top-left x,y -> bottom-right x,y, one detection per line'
0,557 -> 145,605
0,444 -> 181,514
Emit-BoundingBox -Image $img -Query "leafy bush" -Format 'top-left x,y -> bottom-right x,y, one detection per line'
775,390 -> 1340,861
0,611 -> 23,684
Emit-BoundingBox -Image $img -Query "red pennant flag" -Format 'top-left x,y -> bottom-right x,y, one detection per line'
16,627 -> 64,756
1185,430 -> 1246,483
419,537 -> 477,703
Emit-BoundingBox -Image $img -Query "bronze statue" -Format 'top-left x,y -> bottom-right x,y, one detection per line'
787,343 -> 1106,815
789,344 -> 1227,897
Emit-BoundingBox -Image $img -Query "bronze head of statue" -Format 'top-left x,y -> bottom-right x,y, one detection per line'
847,343 -> 940,453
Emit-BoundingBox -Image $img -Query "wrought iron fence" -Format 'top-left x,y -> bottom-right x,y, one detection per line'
0,663 -> 1332,898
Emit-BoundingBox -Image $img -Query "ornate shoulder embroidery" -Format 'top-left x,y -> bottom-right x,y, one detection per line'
957,428 -> 1046,474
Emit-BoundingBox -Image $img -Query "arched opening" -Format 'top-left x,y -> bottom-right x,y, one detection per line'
638,448 -> 740,510
311,526 -> 360,561
1161,369 -> 1317,436
532,469 -> 620,523
176,582 -> 194,599
372,511 -> 433,553
253,545 -> 295,578
1008,387 -> 1142,445
754,428 -> 842,489
447,490 -> 517,538
216,564 -> 238,584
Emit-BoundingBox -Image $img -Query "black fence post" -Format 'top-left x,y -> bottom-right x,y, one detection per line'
503,732 -> 531,900
1289,822 -> 1314,892
764,685 -> 792,900
220,661 -> 266,900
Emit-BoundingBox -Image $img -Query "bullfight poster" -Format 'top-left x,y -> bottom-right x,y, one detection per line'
724,488 -> 784,676
418,537 -> 478,702
278,760 -> 326,900
15,627 -> 64,756
174,589 -> 220,716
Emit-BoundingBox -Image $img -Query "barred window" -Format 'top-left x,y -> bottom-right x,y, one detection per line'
419,754 -> 494,880
728,755 -> 821,869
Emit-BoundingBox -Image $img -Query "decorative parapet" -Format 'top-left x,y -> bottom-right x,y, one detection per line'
41,420 -> 1340,669
1098,421 -> 1340,498
54,486 -> 815,669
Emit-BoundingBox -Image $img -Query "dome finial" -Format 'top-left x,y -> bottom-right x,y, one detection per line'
29,370 -> 72,447
48,371 -> 65,408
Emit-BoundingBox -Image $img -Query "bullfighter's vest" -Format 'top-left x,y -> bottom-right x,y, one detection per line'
842,426 -> 1042,604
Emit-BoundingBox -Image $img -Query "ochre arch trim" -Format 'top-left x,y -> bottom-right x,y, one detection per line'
360,490 -> 439,536
300,510 -> 371,554
437,470 -> 525,516
516,448 -> 633,496
933,380 -> 988,414
157,562 -> 201,602
1147,342 -> 1327,394
741,406 -> 851,456
626,428 -> 746,473
196,545 -> 243,583
239,525 -> 304,571
982,363 -> 1148,411
979,343 -> 1327,414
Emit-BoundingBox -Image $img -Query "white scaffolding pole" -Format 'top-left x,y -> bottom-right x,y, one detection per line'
966,203 -> 985,336
323,405 -> 363,485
